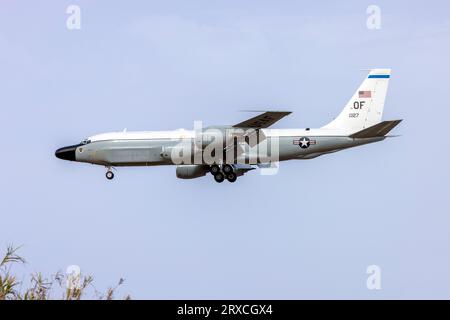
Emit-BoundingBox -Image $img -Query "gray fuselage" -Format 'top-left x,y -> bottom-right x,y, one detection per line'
64,135 -> 383,167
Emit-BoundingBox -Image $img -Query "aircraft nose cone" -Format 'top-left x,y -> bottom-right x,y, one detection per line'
55,145 -> 77,161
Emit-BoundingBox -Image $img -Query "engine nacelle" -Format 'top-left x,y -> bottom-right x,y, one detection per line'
176,165 -> 209,179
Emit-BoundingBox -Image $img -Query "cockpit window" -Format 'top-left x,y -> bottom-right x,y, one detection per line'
80,139 -> 91,145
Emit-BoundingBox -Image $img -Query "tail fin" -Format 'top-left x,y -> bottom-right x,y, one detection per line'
323,69 -> 391,132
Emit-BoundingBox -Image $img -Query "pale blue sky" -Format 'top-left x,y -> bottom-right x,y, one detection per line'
1,0 -> 450,298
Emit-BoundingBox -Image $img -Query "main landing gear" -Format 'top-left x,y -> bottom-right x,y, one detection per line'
210,165 -> 237,183
213,171 -> 225,183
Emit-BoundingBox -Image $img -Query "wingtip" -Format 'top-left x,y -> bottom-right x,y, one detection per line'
385,134 -> 402,138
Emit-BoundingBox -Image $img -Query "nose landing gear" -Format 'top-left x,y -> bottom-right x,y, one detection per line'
105,167 -> 115,180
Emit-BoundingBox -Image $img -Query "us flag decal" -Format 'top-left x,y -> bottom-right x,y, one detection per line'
358,91 -> 371,98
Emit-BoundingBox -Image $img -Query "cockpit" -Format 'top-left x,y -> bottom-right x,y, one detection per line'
80,139 -> 91,145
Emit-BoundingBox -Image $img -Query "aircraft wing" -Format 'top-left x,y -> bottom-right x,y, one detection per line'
232,111 -> 292,128
231,111 -> 292,147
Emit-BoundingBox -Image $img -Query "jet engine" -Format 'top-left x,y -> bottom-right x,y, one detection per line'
176,165 -> 209,179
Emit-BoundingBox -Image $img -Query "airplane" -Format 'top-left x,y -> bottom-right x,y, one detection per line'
55,68 -> 401,183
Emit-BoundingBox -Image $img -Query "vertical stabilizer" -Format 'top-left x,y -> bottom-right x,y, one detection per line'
323,69 -> 391,132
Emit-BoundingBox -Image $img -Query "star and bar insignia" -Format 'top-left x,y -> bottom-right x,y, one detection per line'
293,137 -> 316,149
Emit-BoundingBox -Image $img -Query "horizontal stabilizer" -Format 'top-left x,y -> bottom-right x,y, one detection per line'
349,120 -> 402,138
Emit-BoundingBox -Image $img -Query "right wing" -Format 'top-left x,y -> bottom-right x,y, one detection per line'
233,111 -> 292,128
232,111 -> 292,147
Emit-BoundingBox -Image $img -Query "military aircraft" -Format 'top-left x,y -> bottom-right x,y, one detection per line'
55,69 -> 401,183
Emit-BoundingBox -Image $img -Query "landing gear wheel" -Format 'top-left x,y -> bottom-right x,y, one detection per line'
210,164 -> 221,175
222,164 -> 233,174
226,172 -> 237,182
106,171 -> 114,180
213,172 -> 225,183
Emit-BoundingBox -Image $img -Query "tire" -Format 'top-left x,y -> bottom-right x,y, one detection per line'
210,164 -> 221,175
222,164 -> 233,174
226,172 -> 237,183
106,171 -> 114,180
213,172 -> 225,183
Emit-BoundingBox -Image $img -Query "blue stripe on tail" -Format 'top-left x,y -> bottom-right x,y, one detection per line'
368,75 -> 390,78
